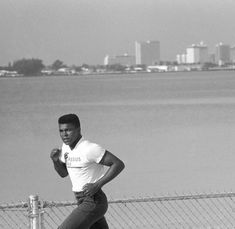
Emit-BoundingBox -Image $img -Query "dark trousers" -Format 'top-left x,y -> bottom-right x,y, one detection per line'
58,189 -> 109,229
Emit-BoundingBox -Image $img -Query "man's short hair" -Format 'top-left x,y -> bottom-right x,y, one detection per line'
58,114 -> 80,128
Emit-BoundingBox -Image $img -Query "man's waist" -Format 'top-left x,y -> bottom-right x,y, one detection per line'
74,189 -> 102,199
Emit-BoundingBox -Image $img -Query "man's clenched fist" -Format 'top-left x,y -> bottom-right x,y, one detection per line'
50,148 -> 61,162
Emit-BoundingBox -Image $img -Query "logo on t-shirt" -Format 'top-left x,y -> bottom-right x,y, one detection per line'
64,152 -> 69,161
65,154 -> 82,168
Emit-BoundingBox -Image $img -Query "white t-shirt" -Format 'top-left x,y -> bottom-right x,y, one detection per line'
60,137 -> 106,192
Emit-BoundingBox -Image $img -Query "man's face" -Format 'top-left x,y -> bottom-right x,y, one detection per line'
59,123 -> 81,148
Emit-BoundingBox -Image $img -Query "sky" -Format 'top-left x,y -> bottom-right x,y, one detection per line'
0,0 -> 235,66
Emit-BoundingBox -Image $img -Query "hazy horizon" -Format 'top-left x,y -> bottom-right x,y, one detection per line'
0,0 -> 235,66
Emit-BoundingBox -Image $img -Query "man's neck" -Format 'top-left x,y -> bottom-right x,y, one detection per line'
69,135 -> 82,150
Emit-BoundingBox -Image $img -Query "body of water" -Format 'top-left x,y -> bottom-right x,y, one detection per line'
1,71 -> 235,202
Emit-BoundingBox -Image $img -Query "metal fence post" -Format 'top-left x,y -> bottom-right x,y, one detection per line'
28,195 -> 40,229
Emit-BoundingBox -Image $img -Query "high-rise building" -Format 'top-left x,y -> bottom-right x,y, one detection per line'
176,54 -> 182,64
176,54 -> 187,64
215,43 -> 231,65
230,46 -> 235,63
135,40 -> 160,66
186,42 -> 209,64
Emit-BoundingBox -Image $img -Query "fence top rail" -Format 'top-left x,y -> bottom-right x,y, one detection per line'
41,192 -> 235,207
108,192 -> 235,204
1,192 -> 235,209
0,202 -> 28,210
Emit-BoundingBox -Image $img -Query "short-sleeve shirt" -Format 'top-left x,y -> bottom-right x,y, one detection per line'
60,137 -> 106,192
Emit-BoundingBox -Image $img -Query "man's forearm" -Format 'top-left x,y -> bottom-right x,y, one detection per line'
96,161 -> 125,188
53,160 -> 68,177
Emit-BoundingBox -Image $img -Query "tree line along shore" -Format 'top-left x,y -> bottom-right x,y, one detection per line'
1,58 -> 235,77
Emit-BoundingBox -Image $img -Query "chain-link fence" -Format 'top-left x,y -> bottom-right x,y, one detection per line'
1,192 -> 235,228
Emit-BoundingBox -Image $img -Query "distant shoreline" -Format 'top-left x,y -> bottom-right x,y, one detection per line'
0,67 -> 235,79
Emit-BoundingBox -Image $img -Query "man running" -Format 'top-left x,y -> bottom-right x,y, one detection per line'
50,113 -> 125,229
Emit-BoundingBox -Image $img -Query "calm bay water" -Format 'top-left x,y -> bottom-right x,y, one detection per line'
1,71 -> 235,202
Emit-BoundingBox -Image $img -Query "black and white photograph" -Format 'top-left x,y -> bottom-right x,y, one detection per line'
1,0 -> 235,228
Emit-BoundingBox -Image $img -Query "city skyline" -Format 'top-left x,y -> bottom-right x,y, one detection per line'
0,0 -> 235,66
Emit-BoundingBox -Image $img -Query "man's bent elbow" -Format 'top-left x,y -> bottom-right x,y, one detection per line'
119,160 -> 125,172
60,173 -> 68,178
57,170 -> 68,178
